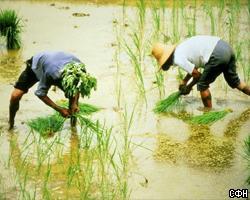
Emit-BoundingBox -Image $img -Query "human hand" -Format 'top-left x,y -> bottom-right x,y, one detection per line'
59,108 -> 71,118
70,104 -> 80,115
179,85 -> 192,95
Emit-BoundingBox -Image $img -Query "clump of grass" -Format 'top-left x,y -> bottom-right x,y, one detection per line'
27,114 -> 65,137
153,91 -> 182,113
0,9 -> 22,49
189,109 -> 232,125
244,135 -> 250,185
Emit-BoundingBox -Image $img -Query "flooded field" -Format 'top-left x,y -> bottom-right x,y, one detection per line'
0,0 -> 249,199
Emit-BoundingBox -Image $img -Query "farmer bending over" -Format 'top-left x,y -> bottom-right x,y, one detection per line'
9,51 -> 96,130
152,35 -> 250,109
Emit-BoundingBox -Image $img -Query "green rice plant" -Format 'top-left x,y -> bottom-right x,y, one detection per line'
0,9 -> 22,49
180,0 -> 196,37
189,109 -> 232,125
123,38 -> 146,99
153,91 -> 182,113
42,161 -> 52,200
203,2 -> 215,35
150,2 -> 166,98
171,0 -> 180,43
151,2 -> 161,40
57,100 -> 100,115
216,0 -> 225,35
226,0 -> 240,46
61,62 -> 97,98
244,135 -> 250,185
27,113 -> 65,137
122,0 -> 148,102
77,114 -> 103,134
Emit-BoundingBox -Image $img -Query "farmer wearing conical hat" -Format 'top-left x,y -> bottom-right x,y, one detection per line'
9,51 -> 96,130
152,35 -> 250,109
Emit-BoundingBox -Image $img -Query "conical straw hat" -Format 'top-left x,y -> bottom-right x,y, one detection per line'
152,43 -> 177,69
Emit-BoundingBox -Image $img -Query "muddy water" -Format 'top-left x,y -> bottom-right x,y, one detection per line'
0,1 -> 250,199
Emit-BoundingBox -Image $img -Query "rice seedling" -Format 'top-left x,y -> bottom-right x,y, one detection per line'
153,91 -> 182,113
215,0 -> 225,35
226,0 -> 240,46
189,109 -> 232,125
122,0 -> 149,102
61,62 -> 97,98
57,100 -> 100,115
27,113 -> 65,137
171,0 -> 180,43
181,0 -> 196,37
123,38 -> 146,99
42,161 -> 52,200
203,2 -> 215,35
112,15 -> 123,108
151,2 -> 166,98
244,135 -> 250,185
0,9 -> 22,49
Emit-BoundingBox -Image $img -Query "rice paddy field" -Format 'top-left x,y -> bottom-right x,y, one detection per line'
0,0 -> 250,199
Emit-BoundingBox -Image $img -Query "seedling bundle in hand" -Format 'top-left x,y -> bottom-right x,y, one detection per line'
189,109 -> 232,125
57,100 -> 100,115
27,102 -> 101,136
153,91 -> 182,113
61,62 -> 97,98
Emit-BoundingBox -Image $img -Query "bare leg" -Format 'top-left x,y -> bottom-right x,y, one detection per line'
9,89 -> 25,129
69,93 -> 80,128
200,89 -> 212,108
236,81 -> 250,95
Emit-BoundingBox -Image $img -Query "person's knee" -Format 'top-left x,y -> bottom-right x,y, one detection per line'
10,89 -> 25,103
197,82 -> 209,92
236,82 -> 250,95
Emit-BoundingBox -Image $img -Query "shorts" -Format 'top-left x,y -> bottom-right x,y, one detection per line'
14,57 -> 38,93
197,39 -> 240,91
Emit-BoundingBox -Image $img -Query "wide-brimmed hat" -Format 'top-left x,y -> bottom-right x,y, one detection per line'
151,43 -> 177,70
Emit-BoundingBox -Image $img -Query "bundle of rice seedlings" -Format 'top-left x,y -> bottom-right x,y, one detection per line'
61,62 -> 97,98
27,114 -> 65,137
57,100 -> 100,115
0,9 -> 22,49
189,109 -> 232,125
153,91 -> 182,113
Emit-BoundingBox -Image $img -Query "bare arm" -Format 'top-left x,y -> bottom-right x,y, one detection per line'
38,95 -> 71,118
179,67 -> 201,95
188,67 -> 201,88
180,73 -> 192,85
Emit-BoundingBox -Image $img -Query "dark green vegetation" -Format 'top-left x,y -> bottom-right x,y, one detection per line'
0,9 -> 22,49
61,62 -> 97,98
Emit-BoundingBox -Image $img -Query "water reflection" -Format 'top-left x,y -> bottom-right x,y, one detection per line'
0,50 -> 23,83
8,129 -> 89,199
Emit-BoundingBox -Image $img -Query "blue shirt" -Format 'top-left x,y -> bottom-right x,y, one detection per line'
31,51 -> 81,97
